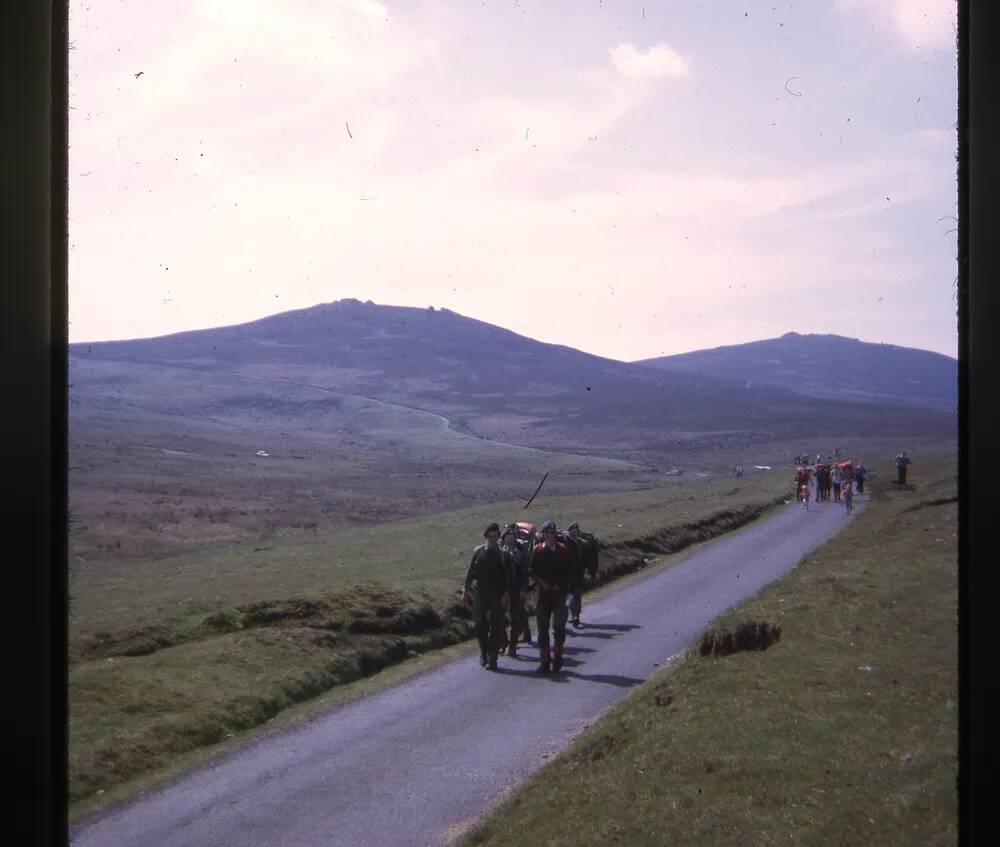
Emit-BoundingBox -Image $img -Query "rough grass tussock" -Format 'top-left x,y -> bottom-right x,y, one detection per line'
698,620 -> 782,657
901,496 -> 958,513
71,585 -> 461,664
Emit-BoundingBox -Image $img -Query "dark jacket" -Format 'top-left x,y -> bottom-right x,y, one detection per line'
465,544 -> 512,597
559,533 -> 586,587
528,540 -> 577,595
504,544 -> 530,594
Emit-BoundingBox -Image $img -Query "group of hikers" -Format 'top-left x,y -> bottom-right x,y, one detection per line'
793,453 -> 869,514
793,450 -> 914,507
462,450 -> 913,672
461,519 -> 599,674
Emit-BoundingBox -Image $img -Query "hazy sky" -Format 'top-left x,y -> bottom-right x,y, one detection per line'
69,0 -> 958,360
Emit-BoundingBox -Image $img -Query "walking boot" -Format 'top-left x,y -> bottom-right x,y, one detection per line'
506,642 -> 517,658
536,646 -> 551,674
488,654 -> 498,671
520,628 -> 532,644
479,650 -> 488,667
552,645 -> 563,672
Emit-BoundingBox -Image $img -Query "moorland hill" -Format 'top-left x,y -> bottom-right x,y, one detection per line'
71,300 -> 953,456
636,332 -> 957,413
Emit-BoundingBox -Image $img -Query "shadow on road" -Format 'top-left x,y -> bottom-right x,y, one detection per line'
492,665 -> 645,687
493,666 -> 552,679
549,670 -> 645,688
560,645 -> 595,655
566,622 -> 641,640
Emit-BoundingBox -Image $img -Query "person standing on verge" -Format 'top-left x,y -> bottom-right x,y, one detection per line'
461,522 -> 512,671
528,520 -> 577,674
843,476 -> 854,514
500,525 -> 529,657
895,452 -> 912,484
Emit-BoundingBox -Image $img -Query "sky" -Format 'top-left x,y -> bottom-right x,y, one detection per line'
68,0 -> 958,360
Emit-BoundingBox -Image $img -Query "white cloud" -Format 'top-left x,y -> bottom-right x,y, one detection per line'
67,2 -> 957,359
69,0 -> 438,143
608,42 -> 690,80
892,0 -> 957,50
836,0 -> 956,51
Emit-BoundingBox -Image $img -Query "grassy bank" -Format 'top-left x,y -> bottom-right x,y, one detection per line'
70,471 -> 791,815
462,454 -> 958,846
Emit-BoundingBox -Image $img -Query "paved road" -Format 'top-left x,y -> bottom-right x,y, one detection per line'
72,495 -> 861,847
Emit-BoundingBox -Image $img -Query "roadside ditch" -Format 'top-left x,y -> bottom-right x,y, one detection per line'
70,492 -> 789,807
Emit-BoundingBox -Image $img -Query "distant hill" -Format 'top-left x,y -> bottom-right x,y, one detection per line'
69,301 -> 953,458
67,302 -> 957,563
636,333 -> 957,413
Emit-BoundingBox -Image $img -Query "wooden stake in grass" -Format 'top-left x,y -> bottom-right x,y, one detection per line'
523,472 -> 549,510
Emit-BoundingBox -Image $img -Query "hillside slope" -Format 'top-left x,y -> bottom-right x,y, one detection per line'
71,302 -> 952,454
68,302 -> 954,563
636,332 -> 957,412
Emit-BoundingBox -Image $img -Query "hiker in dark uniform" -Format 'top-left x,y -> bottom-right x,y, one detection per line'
461,522 -> 512,671
564,522 -> 598,627
855,462 -> 867,494
815,464 -> 828,502
501,525 -> 530,657
511,523 -> 536,644
528,520 -> 577,673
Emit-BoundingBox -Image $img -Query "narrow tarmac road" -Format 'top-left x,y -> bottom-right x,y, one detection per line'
72,495 -> 861,847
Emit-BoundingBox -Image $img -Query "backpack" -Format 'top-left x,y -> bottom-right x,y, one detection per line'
575,532 -> 600,577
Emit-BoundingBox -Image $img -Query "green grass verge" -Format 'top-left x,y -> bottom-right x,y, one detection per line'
70,471 -> 793,816
462,455 -> 958,846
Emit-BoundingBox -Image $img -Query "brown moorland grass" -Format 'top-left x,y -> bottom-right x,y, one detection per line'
462,454 -> 957,846
69,471 -> 793,815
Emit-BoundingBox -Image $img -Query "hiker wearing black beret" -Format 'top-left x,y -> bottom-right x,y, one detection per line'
461,522 -> 512,670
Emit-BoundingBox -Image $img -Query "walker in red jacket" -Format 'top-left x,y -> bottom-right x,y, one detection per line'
528,520 -> 578,673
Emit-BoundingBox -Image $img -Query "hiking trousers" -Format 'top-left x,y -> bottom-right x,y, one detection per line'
507,595 -> 529,642
473,593 -> 506,659
535,590 -> 569,650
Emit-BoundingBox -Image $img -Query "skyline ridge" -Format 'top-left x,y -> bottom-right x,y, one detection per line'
70,297 -> 957,364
